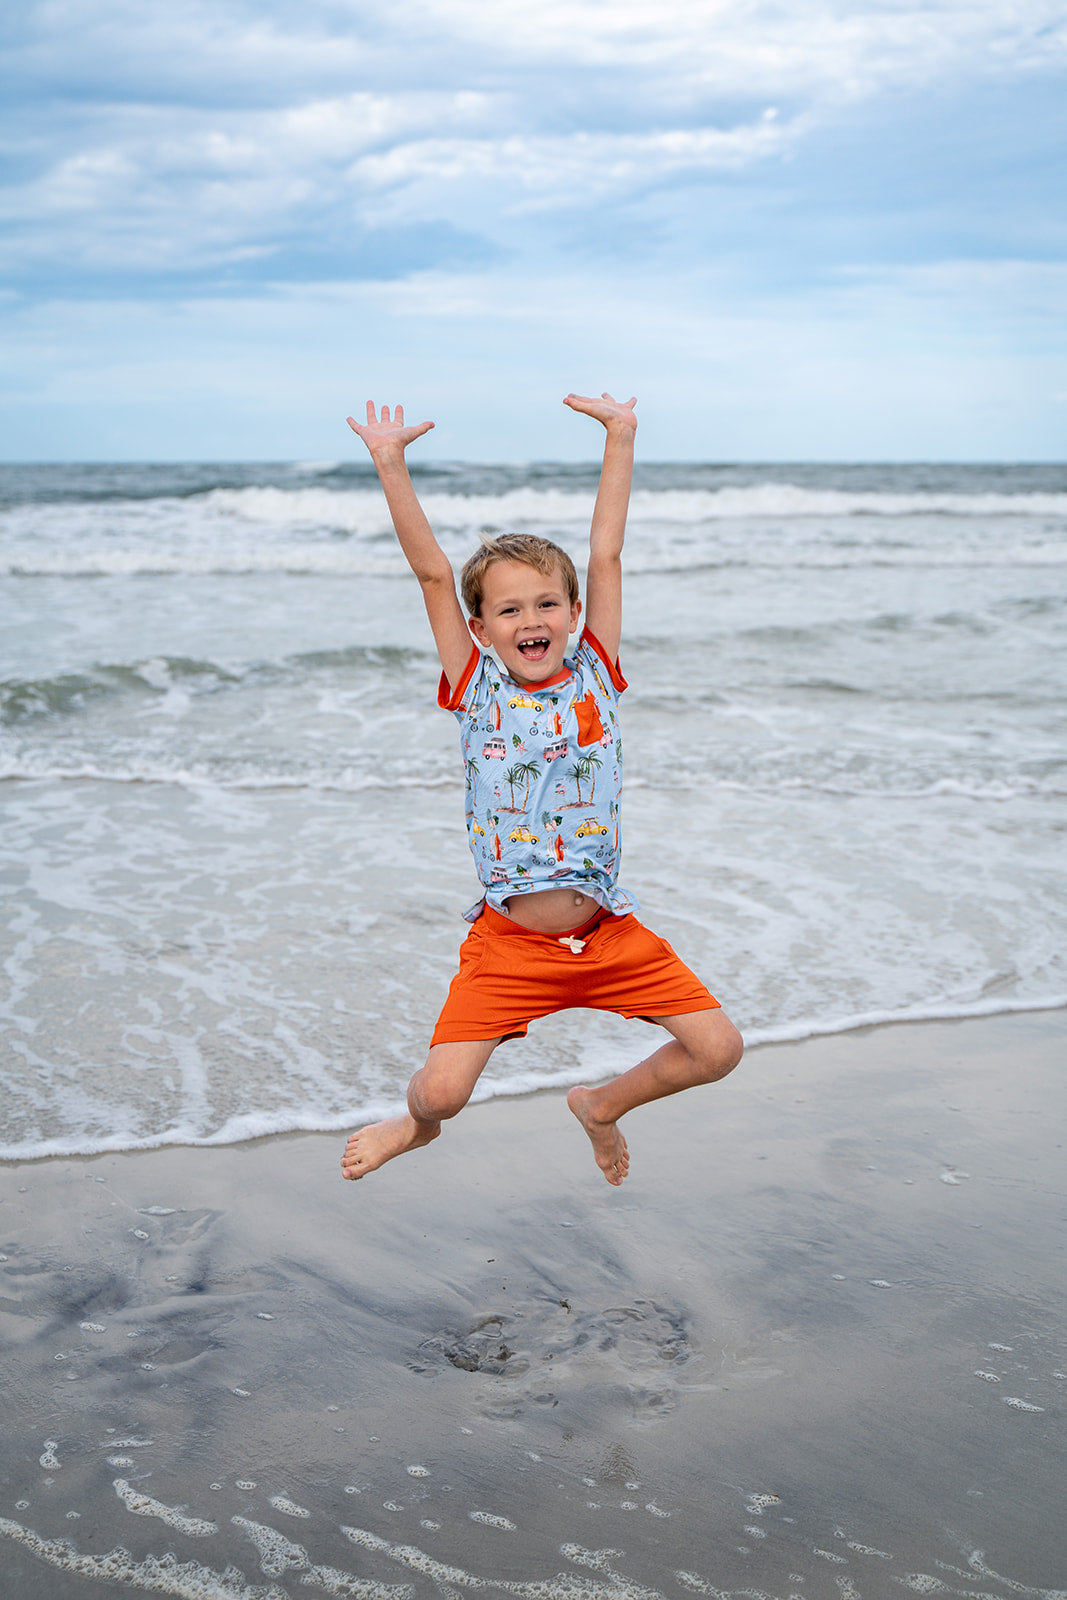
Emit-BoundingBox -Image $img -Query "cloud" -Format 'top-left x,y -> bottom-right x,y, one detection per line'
2,0 -> 1062,298
0,0 -> 1062,458
348,113 -> 804,222
0,90 -> 501,288
408,0 -> 1066,96
14,0 -> 1060,100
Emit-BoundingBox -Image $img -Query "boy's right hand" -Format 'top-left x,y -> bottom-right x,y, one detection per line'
346,402 -> 434,459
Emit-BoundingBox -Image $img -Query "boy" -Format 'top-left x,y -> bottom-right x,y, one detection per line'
341,392 -> 742,1186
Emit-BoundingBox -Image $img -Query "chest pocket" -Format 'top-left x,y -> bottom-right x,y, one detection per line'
574,690 -> 605,746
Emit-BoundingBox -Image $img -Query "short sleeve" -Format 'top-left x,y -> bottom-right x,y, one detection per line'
438,642 -> 483,713
577,627 -> 627,694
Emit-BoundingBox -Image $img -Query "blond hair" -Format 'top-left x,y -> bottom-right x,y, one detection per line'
460,532 -> 580,617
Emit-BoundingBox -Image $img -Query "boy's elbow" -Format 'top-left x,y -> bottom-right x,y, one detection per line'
417,563 -> 456,594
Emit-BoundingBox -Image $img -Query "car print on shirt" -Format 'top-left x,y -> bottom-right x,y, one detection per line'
508,824 -> 540,844
544,738 -> 569,762
482,735 -> 506,759
508,692 -> 544,712
575,818 -> 609,837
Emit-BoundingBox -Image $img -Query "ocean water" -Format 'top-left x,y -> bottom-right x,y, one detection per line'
1,460 -> 1065,1160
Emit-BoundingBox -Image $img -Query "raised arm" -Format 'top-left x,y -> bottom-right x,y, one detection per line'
346,402 -> 474,692
562,392 -> 637,664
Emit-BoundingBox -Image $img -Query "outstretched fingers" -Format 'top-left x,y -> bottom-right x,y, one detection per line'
345,401 -> 435,450
563,391 -> 638,432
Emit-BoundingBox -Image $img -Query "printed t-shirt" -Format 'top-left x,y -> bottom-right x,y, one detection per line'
438,628 -> 638,922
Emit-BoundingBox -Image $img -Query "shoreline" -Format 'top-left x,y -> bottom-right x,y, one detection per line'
4,1000 -> 1066,1166
1,1009 -> 1064,1599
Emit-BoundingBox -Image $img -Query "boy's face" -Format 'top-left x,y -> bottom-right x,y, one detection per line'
468,559 -> 581,685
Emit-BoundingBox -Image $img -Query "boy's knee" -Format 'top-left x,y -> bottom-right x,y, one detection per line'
408,1039 -> 499,1126
695,1013 -> 743,1083
408,1070 -> 471,1125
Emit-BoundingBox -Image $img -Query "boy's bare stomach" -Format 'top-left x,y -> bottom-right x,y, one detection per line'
504,887 -> 601,934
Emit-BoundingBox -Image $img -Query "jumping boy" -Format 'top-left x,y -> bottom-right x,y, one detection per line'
341,392 -> 742,1186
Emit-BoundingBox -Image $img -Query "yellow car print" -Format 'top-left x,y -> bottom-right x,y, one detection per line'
471,820 -> 485,836
574,819 -> 609,837
507,693 -> 544,712
508,825 -> 540,844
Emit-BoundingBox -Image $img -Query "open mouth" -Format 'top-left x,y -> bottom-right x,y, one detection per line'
517,638 -> 550,660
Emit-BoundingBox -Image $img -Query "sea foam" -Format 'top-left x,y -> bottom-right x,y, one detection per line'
1,459 -> 1064,1160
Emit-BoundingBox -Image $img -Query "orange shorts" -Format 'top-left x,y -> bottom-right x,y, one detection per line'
430,903 -> 719,1046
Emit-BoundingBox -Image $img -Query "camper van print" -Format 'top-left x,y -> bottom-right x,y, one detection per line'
482,735 -> 506,759
543,738 -> 569,762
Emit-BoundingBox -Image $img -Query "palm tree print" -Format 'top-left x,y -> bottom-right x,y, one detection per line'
514,759 -> 541,809
578,751 -> 602,800
564,762 -> 586,804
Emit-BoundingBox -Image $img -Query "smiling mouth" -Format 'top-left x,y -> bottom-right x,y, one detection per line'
518,638 -> 550,659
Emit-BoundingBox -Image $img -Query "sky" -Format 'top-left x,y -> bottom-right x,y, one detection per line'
1,0 -> 1065,461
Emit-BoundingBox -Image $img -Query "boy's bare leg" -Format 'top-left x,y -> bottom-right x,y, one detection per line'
341,1037 -> 502,1180
567,1008 -> 743,1185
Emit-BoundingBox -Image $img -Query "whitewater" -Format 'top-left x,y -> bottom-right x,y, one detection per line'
1,459 -> 1064,1159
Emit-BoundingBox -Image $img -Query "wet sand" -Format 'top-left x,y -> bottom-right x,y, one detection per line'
1,1010 -> 1064,1599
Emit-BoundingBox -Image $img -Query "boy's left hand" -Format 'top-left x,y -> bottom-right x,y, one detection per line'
563,392 -> 637,435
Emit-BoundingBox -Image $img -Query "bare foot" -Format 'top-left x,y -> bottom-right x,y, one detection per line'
567,1086 -> 630,1185
341,1114 -> 438,1180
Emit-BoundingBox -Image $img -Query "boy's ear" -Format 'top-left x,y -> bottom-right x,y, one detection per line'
468,614 -> 489,646
569,598 -> 582,633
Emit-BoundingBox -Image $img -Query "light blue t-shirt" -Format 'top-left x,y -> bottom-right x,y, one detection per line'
438,628 -> 638,922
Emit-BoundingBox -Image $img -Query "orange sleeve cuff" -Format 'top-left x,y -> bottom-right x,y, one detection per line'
580,627 -> 627,693
438,642 -> 482,711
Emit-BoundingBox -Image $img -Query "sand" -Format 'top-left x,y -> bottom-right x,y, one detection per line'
1,1009 -> 1064,1600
